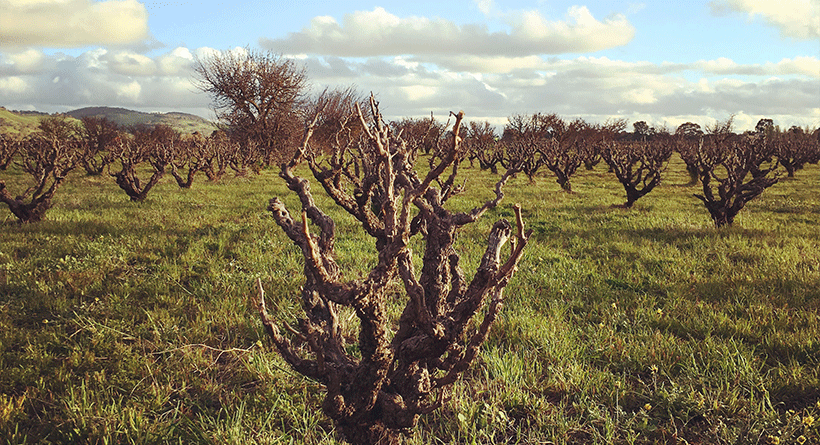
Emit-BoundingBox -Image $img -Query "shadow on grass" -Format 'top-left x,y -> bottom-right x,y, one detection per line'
771,386 -> 820,411
532,220 -> 777,246
0,215 -> 198,239
627,225 -> 779,243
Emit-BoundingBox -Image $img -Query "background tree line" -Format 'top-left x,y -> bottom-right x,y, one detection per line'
6,108 -> 816,227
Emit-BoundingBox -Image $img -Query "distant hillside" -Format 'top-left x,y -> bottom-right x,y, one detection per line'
0,107 -> 51,138
65,107 -> 217,134
0,106 -> 217,137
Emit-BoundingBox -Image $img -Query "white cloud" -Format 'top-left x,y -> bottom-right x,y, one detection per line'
0,76 -> 29,94
624,88 -> 657,105
116,80 -> 141,102
4,49 -> 47,73
297,54 -> 819,131
107,51 -> 156,76
695,57 -> 739,73
261,6 -> 635,57
0,46 -> 210,113
423,55 -> 549,73
0,0 -> 149,48
401,85 -> 438,102
157,47 -> 195,75
710,0 -> 820,39
694,56 -> 820,78
772,56 -> 820,78
510,6 -> 633,52
474,0 -> 493,16
0,45 -> 817,132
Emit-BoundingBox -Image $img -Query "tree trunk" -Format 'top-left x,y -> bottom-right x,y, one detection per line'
256,97 -> 530,444
0,181 -> 54,223
112,168 -> 165,202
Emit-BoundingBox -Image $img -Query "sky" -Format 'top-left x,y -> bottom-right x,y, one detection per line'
0,0 -> 818,132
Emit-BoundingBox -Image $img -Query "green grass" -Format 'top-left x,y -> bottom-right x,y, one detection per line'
1,158 -> 819,444
0,108 -> 47,138
0,107 -> 216,138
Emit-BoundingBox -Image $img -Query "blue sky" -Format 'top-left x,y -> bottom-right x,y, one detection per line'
1,0 -> 818,131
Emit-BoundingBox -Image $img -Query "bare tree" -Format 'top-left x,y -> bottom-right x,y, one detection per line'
426,120 -> 469,183
463,120 -> 503,173
675,122 -> 704,185
297,86 -> 371,169
199,130 -> 239,182
499,114 -> 548,181
602,136 -> 673,208
77,116 -> 120,175
0,134 -> 21,170
168,133 -> 210,188
500,138 -> 541,181
693,118 -> 779,227
229,139 -> 265,176
774,126 -> 820,177
37,115 -> 78,142
390,114 -> 445,157
585,119 -> 627,170
257,96 -> 530,444
194,48 -> 308,166
0,131 -> 79,223
109,126 -> 173,202
535,115 -> 587,192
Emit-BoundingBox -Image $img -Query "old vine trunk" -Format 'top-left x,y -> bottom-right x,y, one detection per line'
256,95 -> 530,444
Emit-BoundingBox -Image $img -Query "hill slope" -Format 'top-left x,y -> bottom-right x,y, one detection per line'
65,107 -> 217,134
0,108 -> 49,138
0,106 -> 217,136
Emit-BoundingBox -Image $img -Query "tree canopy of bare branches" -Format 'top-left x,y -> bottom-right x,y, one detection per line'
499,113 -> 548,181
389,113 -> 445,157
585,119 -> 627,170
77,116 -> 120,176
109,125 -> 175,202
603,135 -> 673,208
464,120 -> 503,173
257,95 -> 530,444
194,48 -> 308,166
693,118 -> 780,227
0,120 -> 79,223
0,134 -> 21,170
533,115 -> 588,192
774,126 -> 820,177
675,122 -> 704,185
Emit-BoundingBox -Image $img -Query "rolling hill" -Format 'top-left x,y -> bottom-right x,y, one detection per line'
0,108 -> 49,138
64,107 -> 217,134
0,106 -> 217,137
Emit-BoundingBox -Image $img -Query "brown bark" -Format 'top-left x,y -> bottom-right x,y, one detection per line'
109,136 -> 169,202
602,137 -> 673,208
0,135 -> 21,170
774,127 -> 820,178
257,95 -> 530,444
693,131 -> 779,228
194,48 -> 307,167
0,137 -> 78,223
77,116 -> 119,176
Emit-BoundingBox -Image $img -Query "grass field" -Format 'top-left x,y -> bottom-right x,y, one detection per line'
1,156 -> 818,444
0,109 -> 47,138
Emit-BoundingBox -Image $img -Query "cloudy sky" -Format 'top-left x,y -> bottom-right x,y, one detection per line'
1,0 -> 818,131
